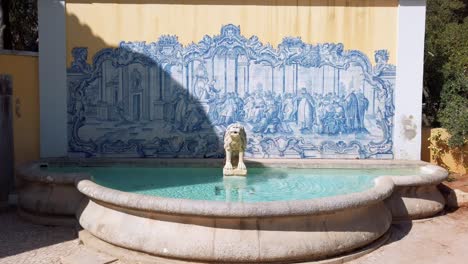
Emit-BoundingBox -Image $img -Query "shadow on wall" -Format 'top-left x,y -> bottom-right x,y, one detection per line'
66,13 -> 223,159
65,15 -> 281,189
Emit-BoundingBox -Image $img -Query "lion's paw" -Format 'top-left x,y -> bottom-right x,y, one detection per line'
224,163 -> 233,170
237,162 -> 246,170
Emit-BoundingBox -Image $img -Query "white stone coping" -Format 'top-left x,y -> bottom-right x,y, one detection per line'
16,159 -> 448,217
390,164 -> 448,187
16,162 -> 90,185
76,176 -> 394,217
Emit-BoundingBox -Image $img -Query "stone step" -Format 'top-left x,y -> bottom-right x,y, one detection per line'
61,247 -> 118,264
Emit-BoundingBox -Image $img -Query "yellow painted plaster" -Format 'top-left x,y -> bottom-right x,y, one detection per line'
66,0 -> 398,65
0,54 -> 40,166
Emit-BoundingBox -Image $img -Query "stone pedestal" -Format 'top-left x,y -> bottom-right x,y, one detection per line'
223,168 -> 247,176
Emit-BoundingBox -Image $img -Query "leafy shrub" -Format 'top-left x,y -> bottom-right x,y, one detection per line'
438,73 -> 468,147
0,0 -> 38,51
424,0 -> 467,147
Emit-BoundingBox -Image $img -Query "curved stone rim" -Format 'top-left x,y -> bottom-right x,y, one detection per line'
76,176 -> 394,217
388,164 -> 448,186
16,159 -> 448,218
16,161 -> 90,185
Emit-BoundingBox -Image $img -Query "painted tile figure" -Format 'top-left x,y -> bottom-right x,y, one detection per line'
67,24 -> 395,159
297,88 -> 315,133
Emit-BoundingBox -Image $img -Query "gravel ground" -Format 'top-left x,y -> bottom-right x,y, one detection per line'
0,207 -> 467,264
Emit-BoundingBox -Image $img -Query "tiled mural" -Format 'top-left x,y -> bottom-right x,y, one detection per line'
67,24 -> 396,159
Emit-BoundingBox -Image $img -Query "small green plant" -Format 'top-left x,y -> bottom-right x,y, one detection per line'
428,129 -> 468,175
446,174 -> 457,182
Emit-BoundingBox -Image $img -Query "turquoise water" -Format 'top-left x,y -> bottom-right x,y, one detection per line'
45,166 -> 420,202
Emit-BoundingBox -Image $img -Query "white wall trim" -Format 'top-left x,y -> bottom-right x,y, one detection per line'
394,0 -> 427,160
38,0 -> 68,157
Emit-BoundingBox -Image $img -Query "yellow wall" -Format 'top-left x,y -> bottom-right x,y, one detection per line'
66,0 -> 398,65
0,54 -> 40,166
422,127 -> 467,175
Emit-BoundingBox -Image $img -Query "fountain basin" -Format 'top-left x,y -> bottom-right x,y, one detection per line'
15,159 -> 447,262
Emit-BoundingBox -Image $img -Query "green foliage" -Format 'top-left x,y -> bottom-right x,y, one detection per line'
438,73 -> 468,147
8,0 -> 38,51
0,0 -> 37,51
424,0 -> 467,147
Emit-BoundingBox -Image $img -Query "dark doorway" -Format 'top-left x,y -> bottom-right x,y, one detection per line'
0,75 -> 14,207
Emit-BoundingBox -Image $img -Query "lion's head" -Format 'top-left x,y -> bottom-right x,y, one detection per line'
224,123 -> 247,151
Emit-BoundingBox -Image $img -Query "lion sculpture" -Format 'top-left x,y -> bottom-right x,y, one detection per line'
223,123 -> 247,176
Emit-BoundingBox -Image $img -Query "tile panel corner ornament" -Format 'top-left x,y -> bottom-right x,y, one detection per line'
67,24 -> 396,159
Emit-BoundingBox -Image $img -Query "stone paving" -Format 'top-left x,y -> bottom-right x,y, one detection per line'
0,207 -> 78,264
0,207 -> 467,264
348,207 -> 468,264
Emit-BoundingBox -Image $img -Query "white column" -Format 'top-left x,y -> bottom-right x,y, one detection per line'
38,0 -> 67,157
394,0 -> 426,160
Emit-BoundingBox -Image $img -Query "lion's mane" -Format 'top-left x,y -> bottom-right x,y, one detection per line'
224,123 -> 247,152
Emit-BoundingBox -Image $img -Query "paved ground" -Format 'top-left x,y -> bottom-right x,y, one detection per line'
0,207 -> 78,264
0,207 -> 467,264
349,207 -> 468,264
